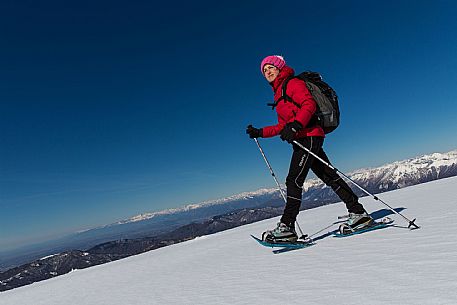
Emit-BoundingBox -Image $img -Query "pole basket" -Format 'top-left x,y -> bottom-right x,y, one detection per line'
408,218 -> 420,230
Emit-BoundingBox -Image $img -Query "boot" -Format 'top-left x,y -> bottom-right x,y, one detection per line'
262,222 -> 298,243
347,212 -> 374,230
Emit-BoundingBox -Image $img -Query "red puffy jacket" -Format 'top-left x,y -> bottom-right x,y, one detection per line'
262,66 -> 325,139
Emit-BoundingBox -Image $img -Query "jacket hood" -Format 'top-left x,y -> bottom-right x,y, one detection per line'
270,65 -> 295,92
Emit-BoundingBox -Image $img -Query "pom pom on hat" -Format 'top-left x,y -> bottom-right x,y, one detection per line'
260,55 -> 286,73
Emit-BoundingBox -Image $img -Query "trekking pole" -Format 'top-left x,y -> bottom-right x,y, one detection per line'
292,140 -> 420,230
253,138 -> 308,239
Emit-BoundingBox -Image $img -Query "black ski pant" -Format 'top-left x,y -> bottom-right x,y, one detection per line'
280,136 -> 366,227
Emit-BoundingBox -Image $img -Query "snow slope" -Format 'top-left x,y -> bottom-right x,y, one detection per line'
1,177 -> 457,305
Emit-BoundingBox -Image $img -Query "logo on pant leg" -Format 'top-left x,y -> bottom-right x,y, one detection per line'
299,154 -> 306,167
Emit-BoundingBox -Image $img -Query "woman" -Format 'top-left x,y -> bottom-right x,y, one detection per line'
247,55 -> 373,243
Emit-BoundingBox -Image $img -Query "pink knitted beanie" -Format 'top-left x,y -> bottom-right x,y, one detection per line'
260,55 -> 286,73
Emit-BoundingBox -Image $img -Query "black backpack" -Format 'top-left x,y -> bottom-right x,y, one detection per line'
272,71 -> 340,134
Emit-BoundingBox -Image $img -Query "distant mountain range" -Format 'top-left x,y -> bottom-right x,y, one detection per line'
83,149 -> 457,233
113,149 -> 457,223
1,149 -> 456,291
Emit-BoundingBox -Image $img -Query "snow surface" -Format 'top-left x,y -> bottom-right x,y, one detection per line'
1,177 -> 457,305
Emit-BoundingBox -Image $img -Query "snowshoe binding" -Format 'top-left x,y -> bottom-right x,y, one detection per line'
338,212 -> 374,235
337,215 -> 393,237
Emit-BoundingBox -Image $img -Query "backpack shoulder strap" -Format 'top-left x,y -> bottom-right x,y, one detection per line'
273,76 -> 302,109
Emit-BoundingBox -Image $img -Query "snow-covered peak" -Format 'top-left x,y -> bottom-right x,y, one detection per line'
304,149 -> 457,190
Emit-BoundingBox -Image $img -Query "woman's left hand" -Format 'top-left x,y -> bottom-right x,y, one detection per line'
280,121 -> 303,143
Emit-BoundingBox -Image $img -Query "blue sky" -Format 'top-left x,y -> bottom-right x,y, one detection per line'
1,0 -> 457,251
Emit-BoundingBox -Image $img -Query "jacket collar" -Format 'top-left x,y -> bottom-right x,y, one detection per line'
270,65 -> 295,92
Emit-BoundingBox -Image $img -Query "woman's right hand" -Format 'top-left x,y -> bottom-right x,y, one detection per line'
246,125 -> 263,138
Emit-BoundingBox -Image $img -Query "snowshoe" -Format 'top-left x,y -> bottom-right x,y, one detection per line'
251,235 -> 314,251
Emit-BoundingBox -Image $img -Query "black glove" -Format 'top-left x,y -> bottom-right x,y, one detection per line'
246,125 -> 262,139
280,121 -> 303,143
